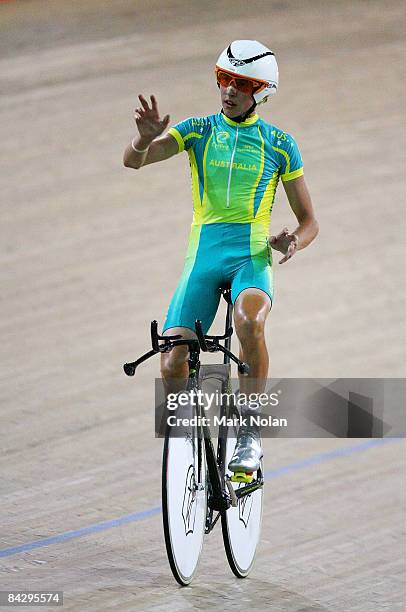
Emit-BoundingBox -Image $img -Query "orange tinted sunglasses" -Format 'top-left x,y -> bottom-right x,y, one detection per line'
215,66 -> 269,95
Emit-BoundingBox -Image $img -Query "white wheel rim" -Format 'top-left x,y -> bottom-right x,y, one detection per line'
224,433 -> 263,571
166,434 -> 206,580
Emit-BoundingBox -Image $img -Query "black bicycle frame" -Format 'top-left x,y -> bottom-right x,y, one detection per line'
123,288 -> 264,527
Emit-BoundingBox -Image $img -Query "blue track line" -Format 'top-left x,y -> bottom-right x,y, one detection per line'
263,437 -> 400,479
0,437 -> 402,559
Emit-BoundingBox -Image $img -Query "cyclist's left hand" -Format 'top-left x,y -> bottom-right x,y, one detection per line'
269,228 -> 299,264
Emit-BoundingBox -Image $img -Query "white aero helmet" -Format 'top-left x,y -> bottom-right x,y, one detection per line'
216,40 -> 279,104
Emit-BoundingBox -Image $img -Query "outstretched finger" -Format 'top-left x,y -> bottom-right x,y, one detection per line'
138,94 -> 150,111
150,95 -> 158,112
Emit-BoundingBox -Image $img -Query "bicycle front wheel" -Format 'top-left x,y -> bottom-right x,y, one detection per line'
162,407 -> 207,586
219,406 -> 264,578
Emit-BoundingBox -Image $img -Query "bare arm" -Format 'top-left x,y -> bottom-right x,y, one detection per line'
123,133 -> 179,169
123,94 -> 178,169
270,175 -> 319,264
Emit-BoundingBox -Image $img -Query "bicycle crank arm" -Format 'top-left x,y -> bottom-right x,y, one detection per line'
225,477 -> 238,507
234,478 -> 264,499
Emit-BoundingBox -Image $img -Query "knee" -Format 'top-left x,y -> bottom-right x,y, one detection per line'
236,315 -> 265,345
160,346 -> 189,378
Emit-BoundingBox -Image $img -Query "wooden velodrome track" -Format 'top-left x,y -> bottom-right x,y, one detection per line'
1,0 -> 405,610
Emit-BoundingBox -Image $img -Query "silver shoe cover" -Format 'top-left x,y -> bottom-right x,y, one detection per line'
228,430 -> 263,472
228,405 -> 263,472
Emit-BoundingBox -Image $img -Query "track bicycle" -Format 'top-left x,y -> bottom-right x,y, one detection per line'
123,288 -> 264,585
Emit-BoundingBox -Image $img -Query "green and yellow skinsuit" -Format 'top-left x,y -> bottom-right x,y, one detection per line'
163,111 -> 303,333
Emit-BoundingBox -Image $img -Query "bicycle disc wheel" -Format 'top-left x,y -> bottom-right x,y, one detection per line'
220,407 -> 263,578
162,406 -> 207,586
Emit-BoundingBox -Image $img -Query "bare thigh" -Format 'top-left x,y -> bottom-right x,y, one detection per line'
160,326 -> 197,380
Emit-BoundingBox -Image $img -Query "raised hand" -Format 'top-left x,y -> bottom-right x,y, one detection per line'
134,94 -> 170,144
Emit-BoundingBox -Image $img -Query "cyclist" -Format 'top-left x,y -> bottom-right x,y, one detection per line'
123,40 -> 319,477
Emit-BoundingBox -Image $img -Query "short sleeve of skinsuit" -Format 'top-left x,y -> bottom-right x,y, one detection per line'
168,117 -> 205,153
271,130 -> 304,182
